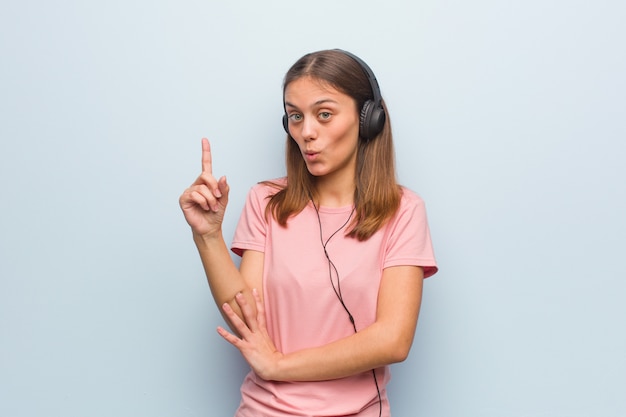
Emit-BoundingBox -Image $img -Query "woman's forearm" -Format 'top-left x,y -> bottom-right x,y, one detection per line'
194,232 -> 245,302
272,319 -> 412,381
193,232 -> 258,331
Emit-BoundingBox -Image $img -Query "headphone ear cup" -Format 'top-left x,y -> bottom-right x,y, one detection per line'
359,100 -> 386,141
282,114 -> 290,135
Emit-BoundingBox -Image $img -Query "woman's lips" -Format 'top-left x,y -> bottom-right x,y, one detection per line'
304,151 -> 319,161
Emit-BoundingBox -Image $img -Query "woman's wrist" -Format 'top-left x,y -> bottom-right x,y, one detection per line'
192,229 -> 223,246
258,352 -> 288,382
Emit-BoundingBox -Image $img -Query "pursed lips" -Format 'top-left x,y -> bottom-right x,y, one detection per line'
303,150 -> 320,160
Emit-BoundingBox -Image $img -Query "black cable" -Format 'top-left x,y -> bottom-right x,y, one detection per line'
310,198 -> 383,417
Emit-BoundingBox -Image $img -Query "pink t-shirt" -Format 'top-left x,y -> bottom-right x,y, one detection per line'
231,180 -> 438,417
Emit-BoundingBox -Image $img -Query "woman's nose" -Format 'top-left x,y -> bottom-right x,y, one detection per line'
300,117 -> 318,140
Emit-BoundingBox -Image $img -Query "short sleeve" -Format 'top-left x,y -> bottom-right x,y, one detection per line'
383,189 -> 438,278
231,184 -> 268,257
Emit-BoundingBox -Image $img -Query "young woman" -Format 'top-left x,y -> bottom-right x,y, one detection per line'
179,49 -> 438,417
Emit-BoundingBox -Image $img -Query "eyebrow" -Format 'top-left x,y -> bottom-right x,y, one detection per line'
284,98 -> 339,110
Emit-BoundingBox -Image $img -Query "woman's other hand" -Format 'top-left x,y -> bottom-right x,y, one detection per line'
218,289 -> 283,381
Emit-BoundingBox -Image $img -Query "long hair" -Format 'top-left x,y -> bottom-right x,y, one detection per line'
264,49 -> 401,241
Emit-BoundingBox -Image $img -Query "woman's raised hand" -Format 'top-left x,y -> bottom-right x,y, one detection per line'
179,138 -> 230,237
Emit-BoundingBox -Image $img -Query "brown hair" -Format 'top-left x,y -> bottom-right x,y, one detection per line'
263,49 -> 401,241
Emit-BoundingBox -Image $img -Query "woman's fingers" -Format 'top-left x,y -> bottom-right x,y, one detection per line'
179,182 -> 214,212
218,291 -> 260,342
216,325 -> 241,347
221,301 -> 251,340
216,175 -> 229,208
179,138 -> 230,235
235,292 -> 258,332
201,138 -> 213,175
200,138 -> 222,198
193,171 -> 220,197
188,187 -> 213,211
190,138 -> 226,211
252,288 -> 267,330
186,172 -> 228,213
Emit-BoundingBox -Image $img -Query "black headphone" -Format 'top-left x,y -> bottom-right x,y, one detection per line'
282,49 -> 386,142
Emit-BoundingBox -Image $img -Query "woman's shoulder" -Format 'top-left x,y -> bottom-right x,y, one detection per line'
248,177 -> 287,198
399,185 -> 426,208
382,186 -> 430,233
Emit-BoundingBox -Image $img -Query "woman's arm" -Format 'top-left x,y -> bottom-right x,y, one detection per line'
194,238 -> 263,330
219,264 -> 424,381
179,138 -> 263,331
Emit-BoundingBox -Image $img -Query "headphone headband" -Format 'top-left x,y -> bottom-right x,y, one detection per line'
334,49 -> 383,109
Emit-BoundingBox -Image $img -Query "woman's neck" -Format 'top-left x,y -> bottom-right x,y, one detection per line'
312,176 -> 355,208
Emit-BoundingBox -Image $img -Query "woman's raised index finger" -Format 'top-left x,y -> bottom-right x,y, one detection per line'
201,138 -> 212,174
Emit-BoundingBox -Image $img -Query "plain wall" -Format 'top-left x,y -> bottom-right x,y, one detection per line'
1,1 -> 624,416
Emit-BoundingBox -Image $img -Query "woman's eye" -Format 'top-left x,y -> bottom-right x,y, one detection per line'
289,114 -> 303,122
319,112 -> 331,120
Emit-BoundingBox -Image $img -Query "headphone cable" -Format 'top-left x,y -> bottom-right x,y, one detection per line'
310,198 -> 383,417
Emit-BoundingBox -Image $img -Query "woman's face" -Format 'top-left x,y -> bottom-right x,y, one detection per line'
284,76 -> 360,182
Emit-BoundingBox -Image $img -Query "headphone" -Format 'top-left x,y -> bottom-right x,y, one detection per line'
282,49 -> 386,142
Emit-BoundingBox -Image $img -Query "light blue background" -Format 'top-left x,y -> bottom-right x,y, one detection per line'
1,1 -> 625,416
